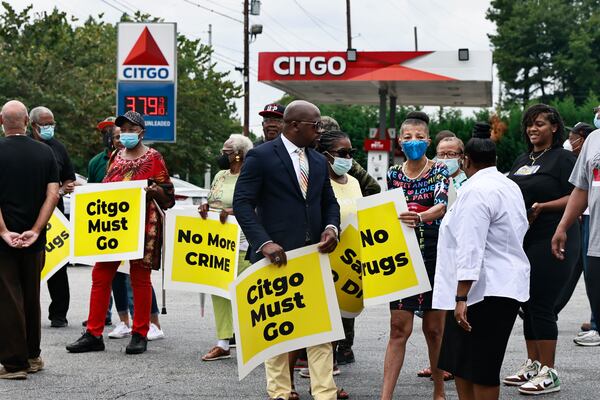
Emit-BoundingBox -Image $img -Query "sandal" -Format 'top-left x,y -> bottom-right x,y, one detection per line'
337,387 -> 349,399
429,370 -> 454,381
417,367 -> 432,378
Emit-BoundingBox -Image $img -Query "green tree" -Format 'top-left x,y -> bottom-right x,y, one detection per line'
0,3 -> 241,184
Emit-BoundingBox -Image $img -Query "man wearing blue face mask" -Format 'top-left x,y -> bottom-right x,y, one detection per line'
30,106 -> 76,329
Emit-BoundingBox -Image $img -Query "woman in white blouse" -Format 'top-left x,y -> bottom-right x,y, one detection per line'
432,123 -> 531,400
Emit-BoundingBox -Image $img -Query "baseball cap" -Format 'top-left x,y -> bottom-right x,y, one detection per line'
569,122 -> 595,138
97,117 -> 116,131
115,111 -> 145,129
259,103 -> 285,119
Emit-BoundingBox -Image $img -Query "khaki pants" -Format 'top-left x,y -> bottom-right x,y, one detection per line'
265,342 -> 336,400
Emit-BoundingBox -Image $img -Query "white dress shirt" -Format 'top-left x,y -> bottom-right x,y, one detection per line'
281,133 -> 308,183
432,166 -> 531,310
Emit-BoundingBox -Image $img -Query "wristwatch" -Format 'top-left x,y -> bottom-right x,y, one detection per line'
455,295 -> 468,302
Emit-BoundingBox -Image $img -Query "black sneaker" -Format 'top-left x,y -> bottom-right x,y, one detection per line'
50,318 -> 68,328
66,332 -> 105,353
336,348 -> 355,365
229,336 -> 236,348
126,333 -> 147,355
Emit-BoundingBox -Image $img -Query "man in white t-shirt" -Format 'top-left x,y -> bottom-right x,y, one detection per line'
552,128 -> 600,346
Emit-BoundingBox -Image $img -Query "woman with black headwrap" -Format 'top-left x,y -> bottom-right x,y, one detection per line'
433,122 -> 530,400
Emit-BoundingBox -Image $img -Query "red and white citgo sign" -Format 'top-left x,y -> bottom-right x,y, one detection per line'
258,51 -> 462,82
364,139 -> 392,152
118,23 -> 176,82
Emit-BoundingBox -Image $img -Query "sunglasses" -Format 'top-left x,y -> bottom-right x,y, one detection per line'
296,120 -> 323,130
330,148 -> 357,158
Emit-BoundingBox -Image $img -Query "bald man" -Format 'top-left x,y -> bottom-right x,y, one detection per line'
234,100 -> 340,400
0,100 -> 59,379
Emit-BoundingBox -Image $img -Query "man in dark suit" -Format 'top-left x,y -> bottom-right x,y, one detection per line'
234,100 -> 340,400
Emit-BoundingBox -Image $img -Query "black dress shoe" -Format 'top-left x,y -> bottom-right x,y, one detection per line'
66,332 -> 105,353
125,333 -> 147,355
50,319 -> 68,328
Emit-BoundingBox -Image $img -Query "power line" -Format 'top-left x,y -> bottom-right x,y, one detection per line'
261,9 -> 320,49
196,0 -> 241,15
291,0 -> 344,45
100,0 -> 129,15
110,0 -> 136,13
181,0 -> 243,24
262,31 -> 290,51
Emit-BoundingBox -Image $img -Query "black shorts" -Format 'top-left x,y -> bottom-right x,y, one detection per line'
438,296 -> 520,386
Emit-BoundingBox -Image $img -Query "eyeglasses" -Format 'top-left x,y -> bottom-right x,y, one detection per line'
296,120 -> 323,130
436,151 -> 462,158
38,123 -> 56,128
330,148 -> 357,158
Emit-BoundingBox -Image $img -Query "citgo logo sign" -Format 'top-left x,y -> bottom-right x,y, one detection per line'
273,56 -> 346,76
118,24 -> 175,82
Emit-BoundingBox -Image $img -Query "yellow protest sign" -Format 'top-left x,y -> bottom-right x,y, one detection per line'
328,218 -> 363,318
231,245 -> 344,380
70,180 -> 146,264
356,190 -> 431,307
163,208 -> 240,298
41,209 -> 71,283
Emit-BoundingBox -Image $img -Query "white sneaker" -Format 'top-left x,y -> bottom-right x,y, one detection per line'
573,330 -> 600,346
108,321 -> 131,339
147,323 -> 165,341
518,365 -> 561,395
502,359 -> 541,386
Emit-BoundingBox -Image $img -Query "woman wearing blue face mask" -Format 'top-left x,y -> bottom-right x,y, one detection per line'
436,137 -> 467,206
382,112 -> 449,400
67,111 -> 175,356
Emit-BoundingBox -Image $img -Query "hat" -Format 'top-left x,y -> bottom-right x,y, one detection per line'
259,103 -> 285,118
570,122 -> 595,138
97,117 -> 116,131
115,111 -> 145,129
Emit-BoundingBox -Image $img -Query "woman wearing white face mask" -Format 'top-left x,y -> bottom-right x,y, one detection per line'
436,137 -> 467,206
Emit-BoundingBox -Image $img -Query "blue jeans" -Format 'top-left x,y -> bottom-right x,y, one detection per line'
112,271 -> 159,317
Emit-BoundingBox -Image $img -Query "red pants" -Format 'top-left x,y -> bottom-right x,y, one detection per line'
86,261 -> 152,337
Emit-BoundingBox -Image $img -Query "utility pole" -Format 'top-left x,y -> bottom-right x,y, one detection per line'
346,0 -> 352,50
414,26 -> 418,51
243,0 -> 250,136
208,24 -> 212,62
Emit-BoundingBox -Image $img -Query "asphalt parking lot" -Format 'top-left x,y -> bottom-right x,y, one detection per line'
1,265 -> 598,399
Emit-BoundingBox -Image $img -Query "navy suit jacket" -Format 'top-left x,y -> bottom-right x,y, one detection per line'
233,135 -> 340,263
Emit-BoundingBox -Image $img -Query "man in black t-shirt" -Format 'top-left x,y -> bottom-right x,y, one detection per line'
30,106 -> 76,328
0,100 -> 59,379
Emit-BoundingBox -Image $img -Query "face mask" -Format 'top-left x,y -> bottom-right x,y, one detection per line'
439,158 -> 460,175
217,153 -> 231,170
594,115 -> 600,129
563,139 -> 572,151
39,125 -> 54,140
119,132 -> 140,149
330,157 -> 352,176
401,140 -> 428,160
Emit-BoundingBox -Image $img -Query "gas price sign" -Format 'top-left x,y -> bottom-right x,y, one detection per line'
117,23 -> 177,143
117,82 -> 175,142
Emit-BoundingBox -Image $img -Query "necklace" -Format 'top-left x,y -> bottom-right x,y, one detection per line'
402,159 -> 429,180
529,147 -> 550,166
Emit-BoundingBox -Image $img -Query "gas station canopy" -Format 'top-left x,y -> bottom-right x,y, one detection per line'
258,50 -> 493,107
